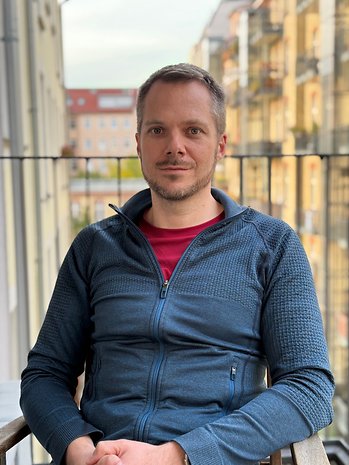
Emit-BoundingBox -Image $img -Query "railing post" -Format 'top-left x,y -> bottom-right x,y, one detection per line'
267,155 -> 272,215
239,156 -> 244,205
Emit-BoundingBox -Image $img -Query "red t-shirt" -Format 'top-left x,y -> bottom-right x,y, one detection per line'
139,212 -> 224,280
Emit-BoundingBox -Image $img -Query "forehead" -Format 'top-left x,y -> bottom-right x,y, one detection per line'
142,80 -> 215,122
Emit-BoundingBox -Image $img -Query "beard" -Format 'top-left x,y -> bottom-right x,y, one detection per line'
140,153 -> 219,202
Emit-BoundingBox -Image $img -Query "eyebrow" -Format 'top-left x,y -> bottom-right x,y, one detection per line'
143,120 -> 163,128
143,119 -> 209,128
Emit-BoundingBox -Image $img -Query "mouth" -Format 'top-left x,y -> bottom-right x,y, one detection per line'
159,166 -> 189,171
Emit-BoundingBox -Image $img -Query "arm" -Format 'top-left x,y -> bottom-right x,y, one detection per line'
174,227 -> 334,465
20,229 -> 103,465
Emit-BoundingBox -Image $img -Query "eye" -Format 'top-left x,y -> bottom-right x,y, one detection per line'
150,127 -> 163,135
188,127 -> 202,135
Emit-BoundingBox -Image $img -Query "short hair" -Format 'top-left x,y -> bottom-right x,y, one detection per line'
136,63 -> 226,134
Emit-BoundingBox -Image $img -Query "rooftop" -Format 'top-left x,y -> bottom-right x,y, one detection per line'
66,88 -> 138,114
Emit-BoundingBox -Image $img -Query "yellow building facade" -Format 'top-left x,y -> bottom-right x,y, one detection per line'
210,0 -> 349,442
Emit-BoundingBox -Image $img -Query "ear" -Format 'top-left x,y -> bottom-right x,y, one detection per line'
216,133 -> 227,161
135,133 -> 141,157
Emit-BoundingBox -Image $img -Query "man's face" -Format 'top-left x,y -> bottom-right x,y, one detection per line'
136,80 -> 226,202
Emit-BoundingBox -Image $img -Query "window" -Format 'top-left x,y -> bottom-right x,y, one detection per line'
84,118 -> 91,129
84,139 -> 92,150
98,94 -> 133,109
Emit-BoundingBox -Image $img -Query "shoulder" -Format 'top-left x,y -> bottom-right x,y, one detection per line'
73,215 -> 121,243
241,208 -> 301,255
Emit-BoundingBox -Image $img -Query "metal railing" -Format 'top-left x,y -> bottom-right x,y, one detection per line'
1,153 -> 349,464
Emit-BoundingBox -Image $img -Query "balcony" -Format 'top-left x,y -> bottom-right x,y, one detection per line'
296,0 -> 318,14
334,126 -> 349,153
294,130 -> 319,154
296,49 -> 319,84
249,8 -> 283,46
336,29 -> 349,63
247,63 -> 283,100
228,88 -> 242,108
224,35 -> 239,59
246,140 -> 282,155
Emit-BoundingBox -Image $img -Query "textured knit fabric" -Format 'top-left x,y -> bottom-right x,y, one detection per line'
20,188 -> 334,465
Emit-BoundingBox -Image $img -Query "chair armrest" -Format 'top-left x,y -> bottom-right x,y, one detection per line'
0,416 -> 31,456
291,433 -> 330,465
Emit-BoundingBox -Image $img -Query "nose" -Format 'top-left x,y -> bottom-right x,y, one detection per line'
165,130 -> 185,155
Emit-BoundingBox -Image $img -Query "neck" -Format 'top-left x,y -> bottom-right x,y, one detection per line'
144,188 -> 223,229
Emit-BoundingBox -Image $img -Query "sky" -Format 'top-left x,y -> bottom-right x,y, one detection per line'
61,0 -> 221,89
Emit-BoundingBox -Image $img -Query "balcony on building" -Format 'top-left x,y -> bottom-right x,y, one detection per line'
296,48 -> 319,84
224,34 -> 239,60
252,63 -> 283,100
296,0 -> 318,15
294,129 -> 319,154
248,8 -> 283,46
228,88 -> 242,108
334,126 -> 349,154
336,28 -> 349,63
246,140 -> 282,156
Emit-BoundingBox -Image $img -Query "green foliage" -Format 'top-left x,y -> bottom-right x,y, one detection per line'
107,157 -> 142,179
71,207 -> 90,236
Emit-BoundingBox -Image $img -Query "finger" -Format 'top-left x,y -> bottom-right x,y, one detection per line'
95,455 -> 123,465
87,442 -> 120,465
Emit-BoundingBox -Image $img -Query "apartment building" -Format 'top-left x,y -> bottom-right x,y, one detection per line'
197,0 -> 349,443
190,0 -> 250,83
0,0 -> 70,383
66,88 -> 138,170
65,88 -> 139,226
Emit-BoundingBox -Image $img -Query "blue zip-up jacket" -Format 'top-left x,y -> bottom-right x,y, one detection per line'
20,188 -> 334,465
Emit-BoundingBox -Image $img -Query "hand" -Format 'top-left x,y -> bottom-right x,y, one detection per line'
87,439 -> 185,465
65,436 -> 96,465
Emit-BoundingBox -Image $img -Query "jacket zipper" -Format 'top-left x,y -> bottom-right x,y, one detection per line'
108,205 -> 244,437
135,280 -> 169,441
224,360 -> 238,415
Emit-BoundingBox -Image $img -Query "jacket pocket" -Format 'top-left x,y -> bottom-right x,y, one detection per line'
82,347 -> 101,404
223,358 -> 238,414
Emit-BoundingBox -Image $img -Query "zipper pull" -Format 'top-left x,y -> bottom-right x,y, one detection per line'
230,362 -> 238,380
160,280 -> 169,299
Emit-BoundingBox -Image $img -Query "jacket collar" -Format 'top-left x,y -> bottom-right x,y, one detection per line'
111,188 -> 246,223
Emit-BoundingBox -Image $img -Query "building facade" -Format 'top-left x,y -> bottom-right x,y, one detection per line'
194,0 -> 349,444
0,0 -> 70,382
65,88 -> 139,227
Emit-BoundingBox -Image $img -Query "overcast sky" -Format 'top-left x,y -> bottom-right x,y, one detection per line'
61,0 -> 221,89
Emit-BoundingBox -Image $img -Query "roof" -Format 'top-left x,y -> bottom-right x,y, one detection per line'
66,88 -> 138,114
202,0 -> 251,40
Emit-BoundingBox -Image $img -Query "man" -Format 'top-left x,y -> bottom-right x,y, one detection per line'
21,63 -> 334,465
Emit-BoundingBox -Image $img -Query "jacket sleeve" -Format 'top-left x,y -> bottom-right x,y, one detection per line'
20,228 -> 103,465
174,226 -> 334,465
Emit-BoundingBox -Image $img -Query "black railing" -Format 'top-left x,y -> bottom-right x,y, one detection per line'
1,153 -> 349,461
